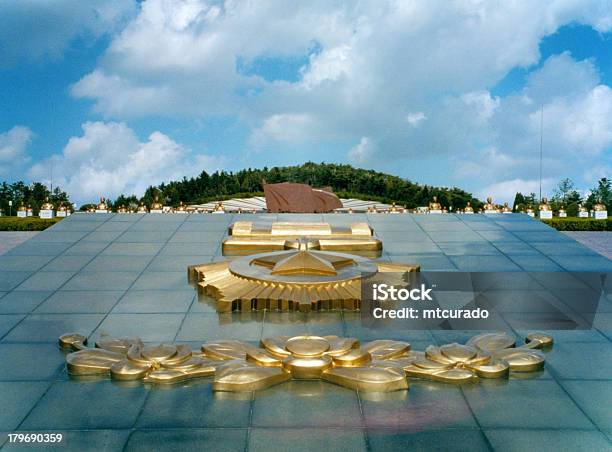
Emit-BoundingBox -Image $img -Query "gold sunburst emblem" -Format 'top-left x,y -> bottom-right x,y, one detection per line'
189,238 -> 418,312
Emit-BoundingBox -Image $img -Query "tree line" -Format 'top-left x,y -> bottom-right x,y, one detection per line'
513,177 -> 610,215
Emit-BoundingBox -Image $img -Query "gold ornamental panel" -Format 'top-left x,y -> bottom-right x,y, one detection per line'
222,221 -> 382,256
59,332 -> 553,392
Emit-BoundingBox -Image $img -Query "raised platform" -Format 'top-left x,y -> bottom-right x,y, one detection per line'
0,213 -> 611,450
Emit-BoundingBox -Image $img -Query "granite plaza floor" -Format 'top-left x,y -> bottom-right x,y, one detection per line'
0,212 -> 611,451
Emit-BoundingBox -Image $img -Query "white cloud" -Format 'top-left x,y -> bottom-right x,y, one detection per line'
0,126 -> 33,176
405,112 -> 427,127
347,137 -> 376,164
28,122 -> 224,203
0,0 -> 136,66
479,178 -> 555,205
64,0 -> 612,198
249,113 -> 316,146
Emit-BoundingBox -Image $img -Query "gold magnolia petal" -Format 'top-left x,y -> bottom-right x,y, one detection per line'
140,345 -> 178,362
467,360 -> 510,379
404,364 -> 476,383
110,361 -> 152,381
66,349 -> 127,375
96,336 -> 143,354
127,345 -> 152,366
524,333 -> 554,349
323,336 -> 360,356
260,336 -> 291,357
282,355 -> 333,379
213,362 -> 291,391
466,332 -> 516,352
162,345 -> 193,366
284,336 -> 330,358
162,356 -> 206,371
439,343 -> 478,362
493,349 -> 545,372
362,340 -> 410,360
331,349 -> 372,367
245,347 -> 283,367
322,366 -> 408,392
202,340 -> 250,360
59,333 -> 88,350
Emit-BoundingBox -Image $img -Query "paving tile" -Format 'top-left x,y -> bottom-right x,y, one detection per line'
40,255 -> 95,272
116,230 -> 176,243
28,231 -> 89,243
252,381 -> 362,428
438,242 -> 502,256
2,313 -> 104,343
21,380 -> 147,430
6,242 -> 72,256
112,290 -> 194,313
0,255 -> 54,272
361,381 -> 476,430
368,429 -> 489,452
550,255 -> 612,272
124,429 -> 247,452
0,343 -> 65,380
169,231 -> 226,243
0,272 -> 33,291
427,231 -> 486,243
159,243 -> 219,256
0,314 -> 24,338
132,271 -> 190,290
484,428 -> 611,452
14,271 -> 75,291
384,241 -> 442,255
101,243 -> 164,256
63,241 -> 109,255
95,221 -> 135,232
83,255 -> 153,272
463,379 -> 595,429
0,291 -> 52,314
136,382 -> 250,428
476,230 -> 519,241
382,254 -> 456,270
0,381 -> 51,430
490,241 -> 540,255
546,342 -> 612,379
3,430 -> 130,452
92,313 -> 185,343
531,241 -> 599,256
449,255 -> 521,271
561,380 -> 612,431
35,291 -> 124,314
147,254 -> 212,271
176,313 -> 262,342
63,272 -> 140,291
80,230 -> 125,242
250,428 -> 367,452
508,254 -> 563,271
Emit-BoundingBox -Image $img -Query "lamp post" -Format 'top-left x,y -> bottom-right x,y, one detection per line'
8,200 -> 12,217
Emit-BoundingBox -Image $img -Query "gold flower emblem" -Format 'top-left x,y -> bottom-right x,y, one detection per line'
59,332 -> 552,392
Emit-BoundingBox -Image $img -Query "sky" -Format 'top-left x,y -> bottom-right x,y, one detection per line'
1,0 -> 611,205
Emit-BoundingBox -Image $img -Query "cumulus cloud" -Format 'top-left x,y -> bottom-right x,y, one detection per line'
479,178 -> 556,205
0,126 -> 33,176
65,0 -> 612,197
28,122 -> 224,203
0,0 -> 136,66
347,137 -> 377,164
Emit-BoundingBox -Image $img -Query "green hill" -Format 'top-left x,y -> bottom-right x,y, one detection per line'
127,162 -> 482,210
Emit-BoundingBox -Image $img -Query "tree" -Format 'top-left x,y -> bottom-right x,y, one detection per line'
586,177 -> 611,210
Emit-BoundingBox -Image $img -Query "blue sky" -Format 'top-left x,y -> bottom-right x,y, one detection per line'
1,1 -> 611,204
